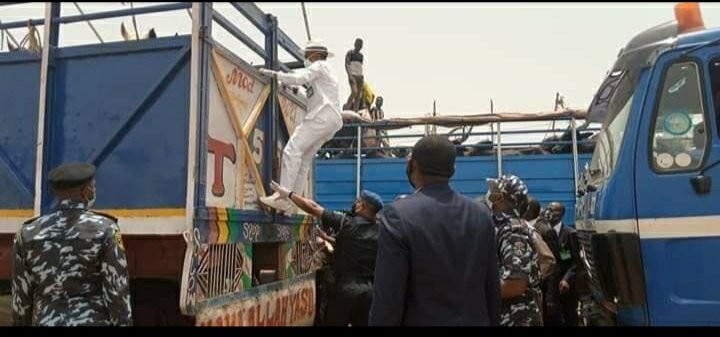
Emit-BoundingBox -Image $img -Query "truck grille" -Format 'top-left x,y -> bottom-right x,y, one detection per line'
577,230 -> 604,297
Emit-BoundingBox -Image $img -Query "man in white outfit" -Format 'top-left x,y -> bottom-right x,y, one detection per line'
258,40 -> 344,214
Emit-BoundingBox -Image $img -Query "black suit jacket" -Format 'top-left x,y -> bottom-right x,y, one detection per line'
538,222 -> 579,294
369,183 -> 500,326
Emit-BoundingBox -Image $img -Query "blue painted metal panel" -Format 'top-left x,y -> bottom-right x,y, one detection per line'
316,153 -> 591,224
0,55 -> 40,209
632,47 -> 720,326
641,237 -> 720,326
42,36 -> 191,210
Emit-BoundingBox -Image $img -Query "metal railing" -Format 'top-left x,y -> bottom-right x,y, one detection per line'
319,116 -> 600,200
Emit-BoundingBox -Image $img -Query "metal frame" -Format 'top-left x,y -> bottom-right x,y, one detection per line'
333,117 -> 597,200
0,3 -> 192,30
264,14 -> 279,202
33,2 -> 60,215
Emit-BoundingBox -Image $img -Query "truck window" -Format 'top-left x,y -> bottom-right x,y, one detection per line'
651,61 -> 708,172
589,73 -> 635,181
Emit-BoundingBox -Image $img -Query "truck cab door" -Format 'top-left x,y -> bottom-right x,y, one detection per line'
634,48 -> 720,325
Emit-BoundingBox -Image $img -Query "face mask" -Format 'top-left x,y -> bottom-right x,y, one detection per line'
406,162 -> 416,189
304,58 -> 312,67
350,202 -> 360,216
87,187 -> 96,209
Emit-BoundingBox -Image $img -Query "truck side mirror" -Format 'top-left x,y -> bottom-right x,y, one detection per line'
691,175 -> 711,195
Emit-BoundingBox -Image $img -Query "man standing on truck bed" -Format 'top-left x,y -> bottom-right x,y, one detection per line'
344,38 -> 365,112
269,181 -> 382,326
485,175 -> 543,326
12,163 -> 132,326
369,135 -> 499,326
259,40 -> 343,215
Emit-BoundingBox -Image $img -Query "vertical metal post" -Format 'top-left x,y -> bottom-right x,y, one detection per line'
571,117 -> 580,196
181,1 -> 211,315
495,121 -> 503,178
356,125 -> 362,199
264,15 -> 278,198
489,99 -> 494,146
300,3 -> 312,41
33,2 -> 61,215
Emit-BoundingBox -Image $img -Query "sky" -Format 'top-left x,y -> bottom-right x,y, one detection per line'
4,2 -> 720,145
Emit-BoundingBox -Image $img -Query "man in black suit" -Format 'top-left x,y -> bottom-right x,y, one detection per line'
369,135 -> 500,326
536,202 -> 580,326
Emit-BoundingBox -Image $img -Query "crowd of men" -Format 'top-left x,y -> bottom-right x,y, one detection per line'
9,38 -> 585,327
304,135 -> 585,326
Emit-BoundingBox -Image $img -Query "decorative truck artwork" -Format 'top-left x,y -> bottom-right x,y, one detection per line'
186,45 -> 316,326
195,273 -> 315,326
206,49 -> 270,209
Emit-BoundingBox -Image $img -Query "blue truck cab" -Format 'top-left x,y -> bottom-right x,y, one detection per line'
577,3 -> 720,326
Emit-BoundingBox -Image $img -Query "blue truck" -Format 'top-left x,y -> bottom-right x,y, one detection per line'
576,2 -> 720,326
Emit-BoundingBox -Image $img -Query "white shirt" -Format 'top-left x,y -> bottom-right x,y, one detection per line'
526,218 -> 537,229
553,221 -> 563,236
275,60 -> 342,121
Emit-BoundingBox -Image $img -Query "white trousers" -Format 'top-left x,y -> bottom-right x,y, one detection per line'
280,106 -> 343,194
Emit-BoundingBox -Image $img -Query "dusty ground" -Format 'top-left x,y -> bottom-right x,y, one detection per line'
0,295 -> 10,326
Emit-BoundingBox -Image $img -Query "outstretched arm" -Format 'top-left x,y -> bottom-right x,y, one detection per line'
260,62 -> 322,86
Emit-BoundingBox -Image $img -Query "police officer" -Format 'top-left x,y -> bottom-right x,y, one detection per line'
12,163 -> 132,326
370,135 -> 500,326
485,174 -> 543,326
270,181 -> 382,326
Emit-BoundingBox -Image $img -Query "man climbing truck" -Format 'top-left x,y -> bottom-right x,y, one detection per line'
577,2 -> 720,326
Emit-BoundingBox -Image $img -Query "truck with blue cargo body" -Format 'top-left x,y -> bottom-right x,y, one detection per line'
0,2 -> 320,326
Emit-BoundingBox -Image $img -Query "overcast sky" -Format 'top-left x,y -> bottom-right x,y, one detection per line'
4,2 -> 720,143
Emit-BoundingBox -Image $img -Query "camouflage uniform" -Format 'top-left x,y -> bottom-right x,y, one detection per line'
494,212 -> 543,326
12,199 -> 132,326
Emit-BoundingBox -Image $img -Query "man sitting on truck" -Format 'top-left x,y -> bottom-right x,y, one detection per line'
269,181 -> 381,327
259,40 -> 344,214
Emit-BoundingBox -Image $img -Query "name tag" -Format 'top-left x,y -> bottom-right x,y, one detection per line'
560,249 -> 572,261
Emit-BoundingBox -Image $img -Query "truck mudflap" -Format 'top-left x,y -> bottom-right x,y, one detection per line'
578,229 -> 647,325
194,272 -> 315,326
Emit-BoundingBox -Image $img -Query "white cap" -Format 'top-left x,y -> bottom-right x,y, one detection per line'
304,40 -> 334,57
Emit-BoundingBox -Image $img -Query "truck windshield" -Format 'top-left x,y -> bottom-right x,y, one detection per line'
590,74 -> 636,180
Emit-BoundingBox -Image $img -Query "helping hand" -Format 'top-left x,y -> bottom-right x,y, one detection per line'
259,68 -> 276,77
270,180 -> 292,198
559,280 -> 570,295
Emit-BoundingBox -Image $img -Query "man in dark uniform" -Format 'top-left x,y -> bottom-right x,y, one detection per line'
370,135 -> 500,326
11,163 -> 132,326
270,181 -> 382,326
485,175 -> 543,326
537,202 -> 580,326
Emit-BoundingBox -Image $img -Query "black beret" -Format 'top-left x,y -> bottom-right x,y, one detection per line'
410,135 -> 456,178
48,162 -> 96,190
